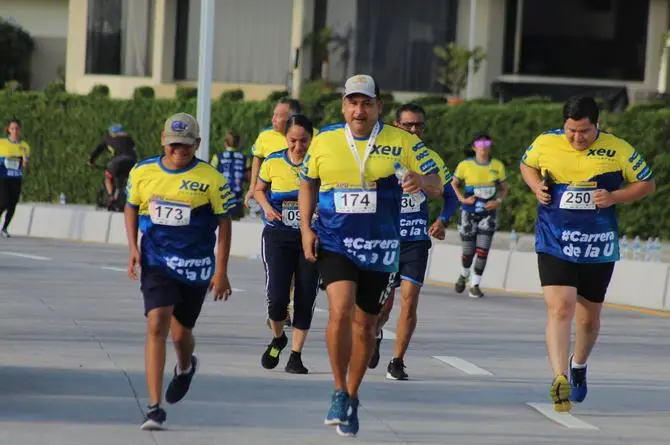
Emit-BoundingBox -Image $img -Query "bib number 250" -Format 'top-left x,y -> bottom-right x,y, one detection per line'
559,190 -> 595,210
334,191 -> 377,214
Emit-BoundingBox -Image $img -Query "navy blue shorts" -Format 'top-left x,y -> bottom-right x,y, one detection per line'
140,266 -> 209,329
389,240 -> 432,289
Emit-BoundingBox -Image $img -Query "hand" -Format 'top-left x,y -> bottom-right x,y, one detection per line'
301,227 -> 319,262
209,272 -> 232,301
461,196 -> 476,205
401,171 -> 424,195
244,190 -> 254,208
594,189 -> 616,208
428,219 -> 446,240
485,199 -> 501,211
263,205 -> 282,221
127,248 -> 140,280
533,182 -> 551,205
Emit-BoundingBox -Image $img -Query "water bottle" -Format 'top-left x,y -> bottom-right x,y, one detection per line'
509,230 -> 518,251
619,235 -> 628,259
644,237 -> 653,261
653,237 -> 662,262
632,235 -> 641,260
248,198 -> 261,218
59,192 -> 66,205
394,162 -> 425,205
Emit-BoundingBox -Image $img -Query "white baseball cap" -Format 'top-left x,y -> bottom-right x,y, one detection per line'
343,74 -> 378,98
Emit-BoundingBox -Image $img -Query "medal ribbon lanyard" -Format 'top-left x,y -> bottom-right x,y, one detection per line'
344,121 -> 381,188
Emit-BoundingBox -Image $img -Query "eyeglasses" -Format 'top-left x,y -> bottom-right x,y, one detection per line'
399,121 -> 425,130
474,139 -> 492,148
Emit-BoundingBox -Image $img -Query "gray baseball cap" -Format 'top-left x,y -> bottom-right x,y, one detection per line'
164,112 -> 200,145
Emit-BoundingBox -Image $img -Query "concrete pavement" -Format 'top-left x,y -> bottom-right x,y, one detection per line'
0,236 -> 669,444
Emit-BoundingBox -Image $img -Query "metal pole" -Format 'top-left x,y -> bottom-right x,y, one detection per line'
466,0 -> 477,100
196,0 -> 215,161
513,0 -> 524,74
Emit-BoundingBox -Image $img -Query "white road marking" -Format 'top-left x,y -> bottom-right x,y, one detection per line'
432,356 -> 493,376
314,307 -> 328,313
1,251 -> 52,261
382,329 -> 396,340
101,266 -> 127,272
232,288 -> 246,292
527,403 -> 600,430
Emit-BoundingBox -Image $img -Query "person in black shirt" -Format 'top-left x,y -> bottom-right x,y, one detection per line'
88,124 -> 138,202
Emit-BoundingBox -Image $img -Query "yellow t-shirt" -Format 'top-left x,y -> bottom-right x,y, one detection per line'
0,138 -> 30,178
453,157 -> 507,214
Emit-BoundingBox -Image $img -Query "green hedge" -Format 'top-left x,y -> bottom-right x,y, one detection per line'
0,91 -> 668,239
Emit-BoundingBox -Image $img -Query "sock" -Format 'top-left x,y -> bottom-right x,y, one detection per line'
462,267 -> 471,277
178,362 -> 192,375
472,274 -> 482,286
572,361 -> 587,369
148,402 -> 160,411
291,350 -> 301,356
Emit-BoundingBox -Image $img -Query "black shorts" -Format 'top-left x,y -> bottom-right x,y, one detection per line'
316,249 -> 392,315
389,240 -> 432,288
537,252 -> 615,303
140,266 -> 209,329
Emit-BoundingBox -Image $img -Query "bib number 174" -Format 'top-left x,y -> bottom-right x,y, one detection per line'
334,191 -> 377,214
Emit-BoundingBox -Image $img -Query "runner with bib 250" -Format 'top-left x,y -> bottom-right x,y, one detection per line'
520,96 -> 655,413
299,75 -> 443,437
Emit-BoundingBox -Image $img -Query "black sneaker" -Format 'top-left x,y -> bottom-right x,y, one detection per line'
261,331 -> 288,369
368,330 -> 383,369
386,358 -> 409,380
285,351 -> 308,374
468,285 -> 484,298
454,275 -> 467,293
165,355 -> 199,404
0,229 -> 9,238
141,404 -> 166,430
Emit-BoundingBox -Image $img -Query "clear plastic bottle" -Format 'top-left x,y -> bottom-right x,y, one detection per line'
632,235 -> 641,261
644,237 -> 653,261
248,198 -> 261,218
59,192 -> 66,205
394,162 -> 425,205
619,234 -> 628,259
509,230 -> 518,251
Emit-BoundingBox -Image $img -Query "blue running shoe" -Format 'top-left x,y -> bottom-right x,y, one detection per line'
569,354 -> 588,403
336,398 -> 360,437
324,389 -> 349,425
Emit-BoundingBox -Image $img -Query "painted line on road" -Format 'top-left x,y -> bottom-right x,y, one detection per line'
1,251 -> 52,261
382,329 -> 396,340
432,356 -> 493,376
527,403 -> 600,431
101,266 -> 127,272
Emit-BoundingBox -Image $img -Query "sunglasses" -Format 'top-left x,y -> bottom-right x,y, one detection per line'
474,139 -> 492,149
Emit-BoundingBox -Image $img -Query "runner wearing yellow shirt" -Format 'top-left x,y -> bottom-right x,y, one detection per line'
0,119 -> 31,237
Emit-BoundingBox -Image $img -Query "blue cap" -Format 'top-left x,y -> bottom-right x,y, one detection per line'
108,123 -> 124,133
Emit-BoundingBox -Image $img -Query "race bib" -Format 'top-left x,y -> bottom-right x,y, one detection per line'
559,189 -> 595,210
334,190 -> 377,214
473,186 -> 496,200
281,201 -> 300,228
4,158 -> 20,171
149,200 -> 191,226
400,194 -> 421,214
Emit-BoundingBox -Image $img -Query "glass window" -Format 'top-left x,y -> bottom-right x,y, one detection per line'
503,0 -> 650,81
355,0 -> 458,92
85,0 -> 154,76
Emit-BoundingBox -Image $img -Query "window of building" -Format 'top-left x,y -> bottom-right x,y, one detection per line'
85,0 -> 154,76
503,0 -> 650,81
354,0 -> 458,92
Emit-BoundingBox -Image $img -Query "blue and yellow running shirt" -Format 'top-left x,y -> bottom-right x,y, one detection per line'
521,129 -> 653,264
0,138 -> 30,179
453,157 -> 507,214
258,149 -> 308,231
300,121 -> 441,272
250,127 -> 288,159
399,149 -> 452,242
126,156 -> 237,284
211,149 -> 247,196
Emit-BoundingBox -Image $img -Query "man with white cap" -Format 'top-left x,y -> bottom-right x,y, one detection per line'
299,74 -> 444,437
125,112 -> 236,430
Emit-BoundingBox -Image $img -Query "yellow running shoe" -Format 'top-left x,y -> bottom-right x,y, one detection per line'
550,374 -> 572,412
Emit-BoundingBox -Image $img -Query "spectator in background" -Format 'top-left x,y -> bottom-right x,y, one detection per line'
211,130 -> 248,220
0,119 -> 31,237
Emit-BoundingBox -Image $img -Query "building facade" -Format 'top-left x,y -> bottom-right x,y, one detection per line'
2,0 -> 670,101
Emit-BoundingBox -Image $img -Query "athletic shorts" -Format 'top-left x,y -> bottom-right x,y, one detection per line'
389,240 -> 432,289
537,252 -> 615,303
140,266 -> 209,329
316,249 -> 392,315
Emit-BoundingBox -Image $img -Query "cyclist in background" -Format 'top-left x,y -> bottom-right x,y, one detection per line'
451,133 -> 508,299
89,123 -> 138,204
211,130 -> 247,220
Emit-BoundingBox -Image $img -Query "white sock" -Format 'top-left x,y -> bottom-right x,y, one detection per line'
462,267 -> 471,277
178,362 -> 192,375
472,274 -> 482,286
572,360 -> 587,369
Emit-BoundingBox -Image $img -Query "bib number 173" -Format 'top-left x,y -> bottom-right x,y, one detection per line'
150,201 -> 191,226
334,191 -> 377,214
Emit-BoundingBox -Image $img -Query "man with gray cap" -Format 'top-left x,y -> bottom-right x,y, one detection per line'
124,112 -> 237,431
299,74 -> 444,437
